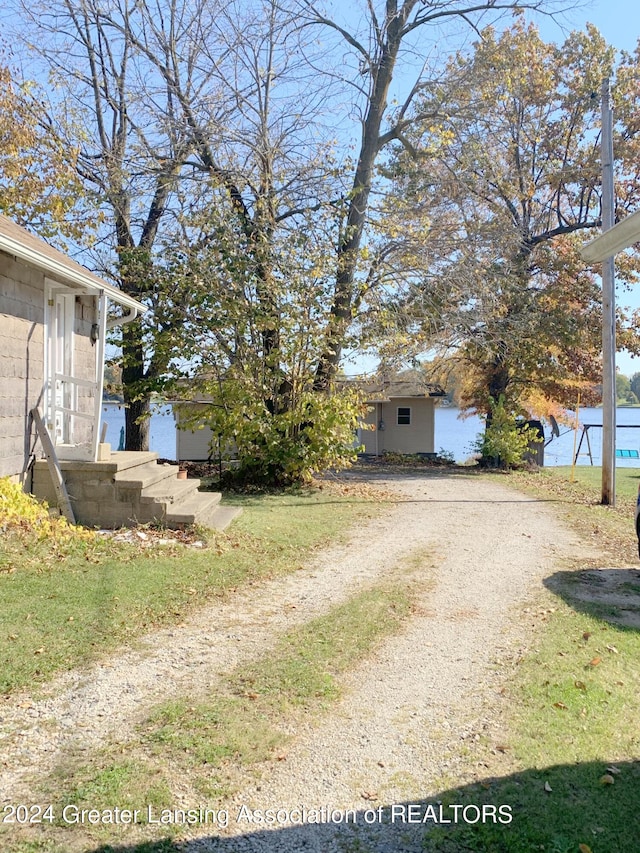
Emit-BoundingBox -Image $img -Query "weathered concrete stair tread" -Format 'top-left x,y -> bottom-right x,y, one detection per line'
114,461 -> 180,491
203,505 -> 242,531
165,491 -> 223,524
139,477 -> 200,504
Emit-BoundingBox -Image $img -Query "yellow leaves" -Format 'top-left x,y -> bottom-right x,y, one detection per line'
0,477 -> 93,547
579,845 -> 593,853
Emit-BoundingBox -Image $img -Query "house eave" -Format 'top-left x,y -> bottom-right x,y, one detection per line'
0,220 -> 147,316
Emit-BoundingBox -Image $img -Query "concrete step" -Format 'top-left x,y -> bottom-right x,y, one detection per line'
114,460 -> 179,491
139,476 -> 200,505
31,450 -> 241,531
165,491 -> 223,526
105,451 -> 159,471
205,505 -> 243,531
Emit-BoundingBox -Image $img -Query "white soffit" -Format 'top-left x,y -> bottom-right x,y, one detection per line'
581,209 -> 640,262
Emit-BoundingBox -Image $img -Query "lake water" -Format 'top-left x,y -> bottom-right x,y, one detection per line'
100,402 -> 640,468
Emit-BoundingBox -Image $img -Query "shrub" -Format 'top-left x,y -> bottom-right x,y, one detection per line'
0,477 -> 92,542
177,385 -> 367,487
473,396 -> 535,469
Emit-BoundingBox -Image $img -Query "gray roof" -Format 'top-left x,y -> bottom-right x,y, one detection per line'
344,378 -> 446,401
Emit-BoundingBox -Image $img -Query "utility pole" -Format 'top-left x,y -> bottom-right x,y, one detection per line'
601,77 -> 616,506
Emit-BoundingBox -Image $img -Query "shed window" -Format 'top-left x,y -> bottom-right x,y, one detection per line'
397,406 -> 411,425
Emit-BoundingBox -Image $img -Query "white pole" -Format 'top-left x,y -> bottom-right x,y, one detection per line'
601,78 -> 616,505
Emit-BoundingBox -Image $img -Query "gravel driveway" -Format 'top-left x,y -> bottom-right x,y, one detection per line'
0,470 -> 596,852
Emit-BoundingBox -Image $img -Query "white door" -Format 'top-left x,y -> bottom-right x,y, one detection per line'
45,286 -> 75,445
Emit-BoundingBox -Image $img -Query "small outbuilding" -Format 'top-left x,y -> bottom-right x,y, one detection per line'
351,378 -> 446,457
173,377 -> 447,462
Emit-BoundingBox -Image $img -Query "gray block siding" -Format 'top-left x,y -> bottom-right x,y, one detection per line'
0,251 -> 97,479
0,312 -> 44,478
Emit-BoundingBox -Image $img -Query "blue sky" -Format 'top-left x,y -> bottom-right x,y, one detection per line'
533,0 -> 639,54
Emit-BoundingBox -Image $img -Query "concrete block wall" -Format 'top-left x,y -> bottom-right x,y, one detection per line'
0,312 -> 44,478
32,456 -> 178,528
0,250 -> 98,478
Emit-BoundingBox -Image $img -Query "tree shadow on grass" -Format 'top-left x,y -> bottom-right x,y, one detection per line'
544,567 -> 640,630
84,759 -> 640,853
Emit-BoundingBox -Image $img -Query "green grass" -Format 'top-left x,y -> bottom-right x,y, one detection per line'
423,604 -> 640,853
15,581 -> 415,853
547,464 -> 640,502
0,488 -> 381,694
422,467 -> 640,853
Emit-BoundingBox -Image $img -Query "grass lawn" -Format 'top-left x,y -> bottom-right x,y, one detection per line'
546,464 -> 640,502
2,467 -> 639,853
0,483 -> 383,695
422,465 -> 640,853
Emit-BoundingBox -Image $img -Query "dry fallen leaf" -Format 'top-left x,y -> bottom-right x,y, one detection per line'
588,657 -> 602,667
553,702 -> 568,710
600,774 -> 615,785
606,645 -> 619,654
495,744 -> 510,753
579,844 -> 593,853
544,781 -> 553,792
583,632 -> 592,640
361,791 -> 378,801
574,680 -> 587,691
605,765 -> 622,775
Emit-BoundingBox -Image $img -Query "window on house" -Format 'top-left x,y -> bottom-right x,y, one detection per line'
397,406 -> 411,425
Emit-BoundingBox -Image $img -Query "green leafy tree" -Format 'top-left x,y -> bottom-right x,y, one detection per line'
630,372 -> 640,402
616,373 -> 638,404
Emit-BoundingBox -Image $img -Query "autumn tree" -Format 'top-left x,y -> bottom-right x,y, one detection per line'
297,0 -> 557,391
0,52 -> 85,239
11,0 -> 216,450
381,20 -> 640,422
9,0 -> 559,478
82,0 -> 549,481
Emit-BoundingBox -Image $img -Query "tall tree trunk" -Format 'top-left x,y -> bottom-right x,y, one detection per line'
124,397 -> 151,452
314,3 -> 413,390
121,321 -> 150,452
